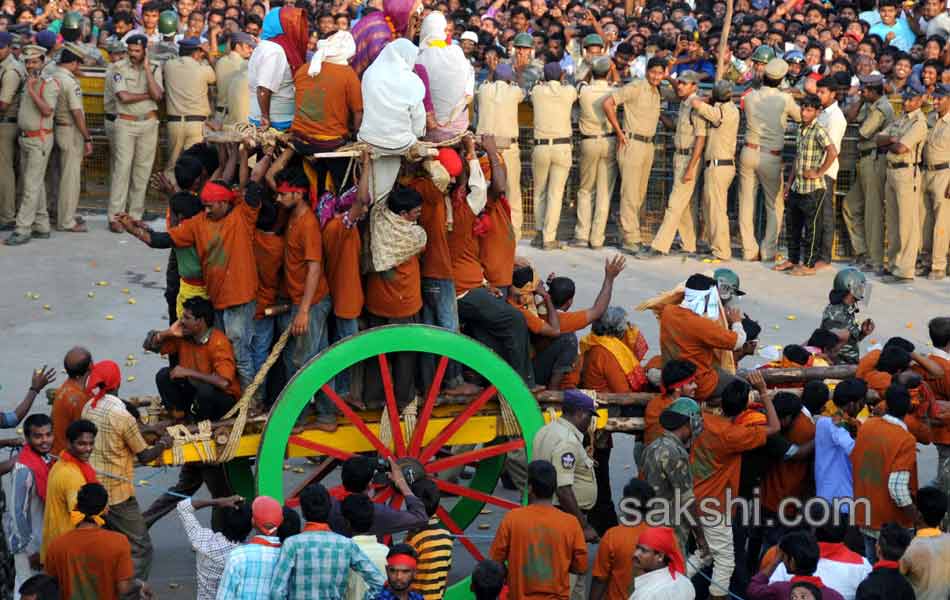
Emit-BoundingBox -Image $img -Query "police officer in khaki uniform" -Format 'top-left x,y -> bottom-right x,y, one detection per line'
5,46 -> 61,246
48,43 -> 92,233
109,35 -> 163,227
0,32 -> 25,230
223,64 -> 250,127
531,61 -> 577,249
878,86 -> 929,283
475,63 -> 525,238
692,80 -> 740,260
102,40 -> 128,159
841,73 -> 894,272
923,84 -> 950,280
511,32 -> 542,94
572,56 -> 616,249
738,58 -> 801,262
603,56 -> 665,254
213,31 -> 254,122
162,37 -> 215,185
642,70 -> 707,258
532,390 -> 599,600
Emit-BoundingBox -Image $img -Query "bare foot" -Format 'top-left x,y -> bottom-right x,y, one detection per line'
443,382 -> 483,396
790,265 -> 816,276
773,261 -> 796,272
343,394 -> 367,411
314,421 -> 339,433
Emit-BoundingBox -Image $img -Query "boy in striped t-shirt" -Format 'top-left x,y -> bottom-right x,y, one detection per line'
406,479 -> 453,600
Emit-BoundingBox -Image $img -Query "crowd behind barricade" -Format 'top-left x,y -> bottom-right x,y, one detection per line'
2,0 -> 950,597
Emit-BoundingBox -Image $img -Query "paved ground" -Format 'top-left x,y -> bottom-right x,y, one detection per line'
1,214 -> 946,597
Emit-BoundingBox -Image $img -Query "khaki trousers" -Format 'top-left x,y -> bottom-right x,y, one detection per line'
925,169 -> 950,272
842,154 -> 887,267
617,138 -> 654,246
687,518 -> 735,594
109,119 -> 159,220
651,154 -> 701,253
532,142 -> 572,244
14,135 -> 53,236
704,163 -> 736,259
502,144 -> 523,240
0,122 -> 17,223
54,125 -> 84,230
104,118 -> 115,160
164,120 -> 204,185
885,165 -> 922,279
103,496 -> 153,581
574,136 -> 617,247
738,146 -> 785,260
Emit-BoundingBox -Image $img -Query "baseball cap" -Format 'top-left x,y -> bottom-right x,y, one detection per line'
494,63 -> 515,81
178,37 -> 202,50
251,496 -> 283,535
460,30 -> 478,43
858,73 -> 884,86
231,31 -> 257,48
902,84 -> 926,100
659,397 -> 701,430
934,83 -> 950,98
677,69 -> 702,83
764,57 -> 789,80
125,34 -> 148,48
591,56 -> 612,76
35,30 -> 58,51
582,33 -> 604,48
563,389 -> 597,415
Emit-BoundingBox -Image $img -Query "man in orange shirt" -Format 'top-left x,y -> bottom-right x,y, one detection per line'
489,460 -> 588,600
852,383 -> 920,561
924,317 -> 950,529
51,347 -> 92,456
660,274 -> 748,401
688,378 -> 779,599
643,361 -> 698,446
590,479 -> 655,600
247,155 -> 281,382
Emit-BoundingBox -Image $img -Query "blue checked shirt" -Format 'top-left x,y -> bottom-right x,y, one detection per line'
216,537 -> 282,600
270,528 -> 385,600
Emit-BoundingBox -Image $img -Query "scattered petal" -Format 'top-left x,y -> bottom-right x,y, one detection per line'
773,325 -> 780,330
168,584 -> 180,590
42,304 -> 51,310
702,258 -> 712,263
292,467 -> 305,474
121,288 -> 130,294
906,322 -> 914,329
127,376 -> 136,382
786,315 -> 797,321
127,354 -> 135,360
87,291 -> 95,298
479,508 -> 493,515
137,480 -> 150,486
478,523 -> 491,530
128,298 -> 137,305
97,281 -> 109,287
154,266 -> 162,272
105,314 -> 115,320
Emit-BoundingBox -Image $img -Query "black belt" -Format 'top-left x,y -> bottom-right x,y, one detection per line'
628,133 -> 653,143
1,116 -> 15,124
535,137 -> 572,145
167,115 -> 207,122
706,159 -> 735,167
674,148 -> 692,156
581,132 -> 615,139
105,114 -> 117,122
858,148 -> 876,158
889,162 -> 913,169
924,162 -> 950,171
215,106 -> 226,112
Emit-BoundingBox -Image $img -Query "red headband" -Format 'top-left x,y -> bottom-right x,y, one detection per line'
661,373 -> 697,395
387,555 -> 418,569
276,182 -> 309,194
638,526 -> 685,579
85,360 -> 122,408
200,182 -> 237,205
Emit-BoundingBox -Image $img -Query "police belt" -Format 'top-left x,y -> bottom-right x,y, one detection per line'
888,161 -> 915,169
744,143 -> 782,156
534,137 -> 572,145
581,132 -> 615,139
674,148 -> 692,156
105,114 -> 117,122
923,162 -> 950,171
706,159 -> 735,167
119,111 -> 159,121
215,106 -> 227,113
166,115 -> 207,122
1,116 -> 16,124
626,133 -> 654,143
858,148 -> 876,158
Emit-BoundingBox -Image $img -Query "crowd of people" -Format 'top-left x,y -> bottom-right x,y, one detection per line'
1,0 -> 950,597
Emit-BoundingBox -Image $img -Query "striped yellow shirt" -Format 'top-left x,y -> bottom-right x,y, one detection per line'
406,519 -> 453,600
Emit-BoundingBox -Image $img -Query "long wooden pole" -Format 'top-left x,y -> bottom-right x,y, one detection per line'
715,0 -> 734,80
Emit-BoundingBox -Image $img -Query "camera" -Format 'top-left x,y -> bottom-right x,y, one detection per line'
372,457 -> 426,487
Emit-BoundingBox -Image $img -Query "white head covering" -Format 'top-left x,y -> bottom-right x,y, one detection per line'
419,11 -> 448,48
359,38 -> 426,150
680,286 -> 721,320
307,30 -> 356,77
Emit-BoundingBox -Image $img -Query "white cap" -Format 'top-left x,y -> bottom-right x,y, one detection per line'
461,30 -> 479,43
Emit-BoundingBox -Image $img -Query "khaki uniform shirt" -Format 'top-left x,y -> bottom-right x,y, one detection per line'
924,111 -> 950,166
610,78 -> 661,137
17,72 -> 60,132
694,99 -> 740,161
103,61 -> 118,116
475,80 -> 524,141
672,92 -> 707,151
532,416 -> 597,510
577,79 -> 614,136
857,96 -> 895,151
223,66 -> 249,127
742,86 -> 801,151
163,55 -> 215,117
0,54 -> 26,120
113,58 -> 163,116
214,51 -> 245,112
531,80 -> 577,139
49,65 -> 82,127
884,109 -> 928,168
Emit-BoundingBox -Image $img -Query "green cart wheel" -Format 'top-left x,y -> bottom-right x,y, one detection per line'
255,325 -> 544,597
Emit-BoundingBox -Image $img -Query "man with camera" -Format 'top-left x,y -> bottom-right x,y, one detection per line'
327,456 -> 427,537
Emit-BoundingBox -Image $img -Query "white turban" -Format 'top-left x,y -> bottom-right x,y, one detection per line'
308,30 -> 356,77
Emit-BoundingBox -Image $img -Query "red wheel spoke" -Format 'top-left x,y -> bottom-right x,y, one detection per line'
288,435 -> 354,462
390,494 -> 404,509
433,479 -> 520,510
284,458 -> 340,508
377,354 -> 406,455
320,384 -> 395,459
373,487 -> 395,504
436,506 -> 485,561
424,439 -> 525,474
418,385 -> 497,462
408,356 -> 448,457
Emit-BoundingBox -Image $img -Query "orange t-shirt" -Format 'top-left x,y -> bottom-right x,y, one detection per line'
852,416 -> 918,529
489,503 -> 588,600
51,379 -> 90,456
253,231 -> 284,320
558,310 -> 590,334
856,350 -> 881,379
291,62 -> 363,140
644,394 -> 675,446
478,195 -> 516,288
581,345 -> 631,393
168,200 -> 259,310
365,256 -> 423,319
160,329 -> 242,398
591,522 -> 649,600
691,411 -> 767,510
283,209 -> 329,306
321,215 -> 363,319
762,412 -> 816,515
447,200 -> 484,294
659,305 -> 738,401
412,177 -> 454,281
919,353 -> 950,444
45,527 -> 134,600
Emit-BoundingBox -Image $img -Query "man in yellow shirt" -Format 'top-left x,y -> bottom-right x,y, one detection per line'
41,419 -> 98,562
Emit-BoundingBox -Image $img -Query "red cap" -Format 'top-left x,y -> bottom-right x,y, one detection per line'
252,496 -> 284,535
